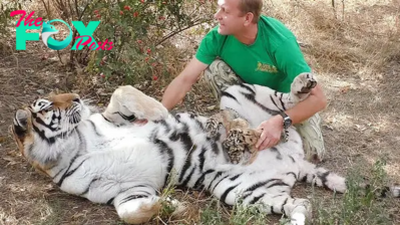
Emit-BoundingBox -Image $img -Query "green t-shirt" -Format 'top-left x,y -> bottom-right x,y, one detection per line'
195,15 -> 311,93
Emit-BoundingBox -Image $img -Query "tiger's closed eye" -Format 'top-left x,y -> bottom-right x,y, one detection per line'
43,103 -> 54,111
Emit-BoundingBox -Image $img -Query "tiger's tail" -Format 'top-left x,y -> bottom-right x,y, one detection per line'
298,160 -> 400,198
298,160 -> 347,193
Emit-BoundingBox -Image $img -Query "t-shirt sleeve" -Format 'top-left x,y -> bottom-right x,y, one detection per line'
195,28 -> 221,65
274,37 -> 312,90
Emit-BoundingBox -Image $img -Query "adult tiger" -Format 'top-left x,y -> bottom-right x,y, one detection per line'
11,73 -> 399,225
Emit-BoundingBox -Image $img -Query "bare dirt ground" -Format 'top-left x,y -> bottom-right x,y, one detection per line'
1,1 -> 400,224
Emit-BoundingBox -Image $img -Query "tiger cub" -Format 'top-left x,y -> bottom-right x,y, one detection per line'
206,109 -> 261,165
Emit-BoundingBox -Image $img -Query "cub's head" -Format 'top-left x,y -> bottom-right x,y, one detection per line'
12,93 -> 89,168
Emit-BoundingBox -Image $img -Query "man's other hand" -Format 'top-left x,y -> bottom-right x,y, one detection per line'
255,115 -> 283,150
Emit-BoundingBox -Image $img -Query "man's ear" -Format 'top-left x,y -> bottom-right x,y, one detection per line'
244,12 -> 254,25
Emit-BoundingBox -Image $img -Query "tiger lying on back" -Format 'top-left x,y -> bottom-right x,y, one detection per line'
12,73 -> 400,225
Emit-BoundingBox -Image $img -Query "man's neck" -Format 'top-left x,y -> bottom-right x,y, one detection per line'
233,23 -> 258,45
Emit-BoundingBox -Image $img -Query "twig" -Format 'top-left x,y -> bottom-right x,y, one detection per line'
331,0 -> 337,19
69,1 -> 92,68
40,0 -> 64,64
68,0 -> 74,22
13,54 -> 19,74
156,216 -> 168,225
155,19 -> 210,46
74,0 -> 79,20
55,0 -> 68,22
153,23 -> 199,44
266,0 -> 275,7
40,0 -> 50,18
342,0 -> 345,21
188,4 -> 201,18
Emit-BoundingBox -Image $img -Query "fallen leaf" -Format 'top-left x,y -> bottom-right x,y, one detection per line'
207,105 -> 216,110
2,156 -> 18,165
339,85 -> 350,94
44,183 -> 55,192
0,136 -> 7,143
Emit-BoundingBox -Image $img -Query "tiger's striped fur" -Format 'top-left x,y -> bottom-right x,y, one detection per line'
12,73 -> 399,225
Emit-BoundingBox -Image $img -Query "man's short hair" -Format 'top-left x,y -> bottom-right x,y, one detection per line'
238,0 -> 263,23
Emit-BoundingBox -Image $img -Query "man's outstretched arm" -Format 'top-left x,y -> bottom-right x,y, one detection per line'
162,57 -> 208,111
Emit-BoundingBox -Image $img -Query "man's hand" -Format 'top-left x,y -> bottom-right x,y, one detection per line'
255,115 -> 283,151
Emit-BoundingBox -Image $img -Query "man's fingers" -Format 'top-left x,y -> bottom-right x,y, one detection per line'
256,137 -> 266,149
260,136 -> 279,150
256,137 -> 263,149
256,130 -> 266,148
258,137 -> 270,151
269,137 -> 279,148
256,127 -> 264,134
263,139 -> 273,150
262,142 -> 271,150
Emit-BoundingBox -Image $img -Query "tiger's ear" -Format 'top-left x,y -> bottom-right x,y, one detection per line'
12,109 -> 33,159
14,109 -> 29,131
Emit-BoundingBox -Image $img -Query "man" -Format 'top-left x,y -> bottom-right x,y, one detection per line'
161,0 -> 327,162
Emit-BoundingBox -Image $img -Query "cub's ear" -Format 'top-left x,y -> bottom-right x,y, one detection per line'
14,109 -> 29,132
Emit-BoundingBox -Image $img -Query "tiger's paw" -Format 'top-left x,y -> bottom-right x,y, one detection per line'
291,72 -> 317,101
205,116 -> 222,139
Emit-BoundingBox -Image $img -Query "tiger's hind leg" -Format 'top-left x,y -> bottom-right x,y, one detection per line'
290,72 -> 317,102
113,187 -> 186,224
113,188 -> 161,224
103,85 -> 169,126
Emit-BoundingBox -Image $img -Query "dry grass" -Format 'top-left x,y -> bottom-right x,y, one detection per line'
1,0 -> 400,224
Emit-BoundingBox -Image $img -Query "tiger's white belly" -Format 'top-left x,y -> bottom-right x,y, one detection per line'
50,115 -> 169,203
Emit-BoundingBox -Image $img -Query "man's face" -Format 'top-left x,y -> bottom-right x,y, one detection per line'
214,0 -> 247,35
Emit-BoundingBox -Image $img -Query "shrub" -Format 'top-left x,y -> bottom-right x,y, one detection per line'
0,0 -> 22,53
49,0 -> 217,83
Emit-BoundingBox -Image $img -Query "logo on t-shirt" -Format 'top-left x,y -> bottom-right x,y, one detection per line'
256,62 -> 278,73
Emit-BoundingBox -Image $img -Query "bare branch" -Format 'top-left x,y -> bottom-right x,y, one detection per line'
156,19 -> 210,46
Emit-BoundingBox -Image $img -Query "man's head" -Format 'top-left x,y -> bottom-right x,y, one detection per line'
214,0 -> 263,35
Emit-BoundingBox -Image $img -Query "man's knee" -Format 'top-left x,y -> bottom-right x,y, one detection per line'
203,59 -> 242,100
295,113 -> 326,163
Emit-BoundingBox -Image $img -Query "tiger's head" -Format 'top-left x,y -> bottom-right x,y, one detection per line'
12,93 -> 90,173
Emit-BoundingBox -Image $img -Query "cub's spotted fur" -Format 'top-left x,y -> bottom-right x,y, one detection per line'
206,109 -> 260,164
